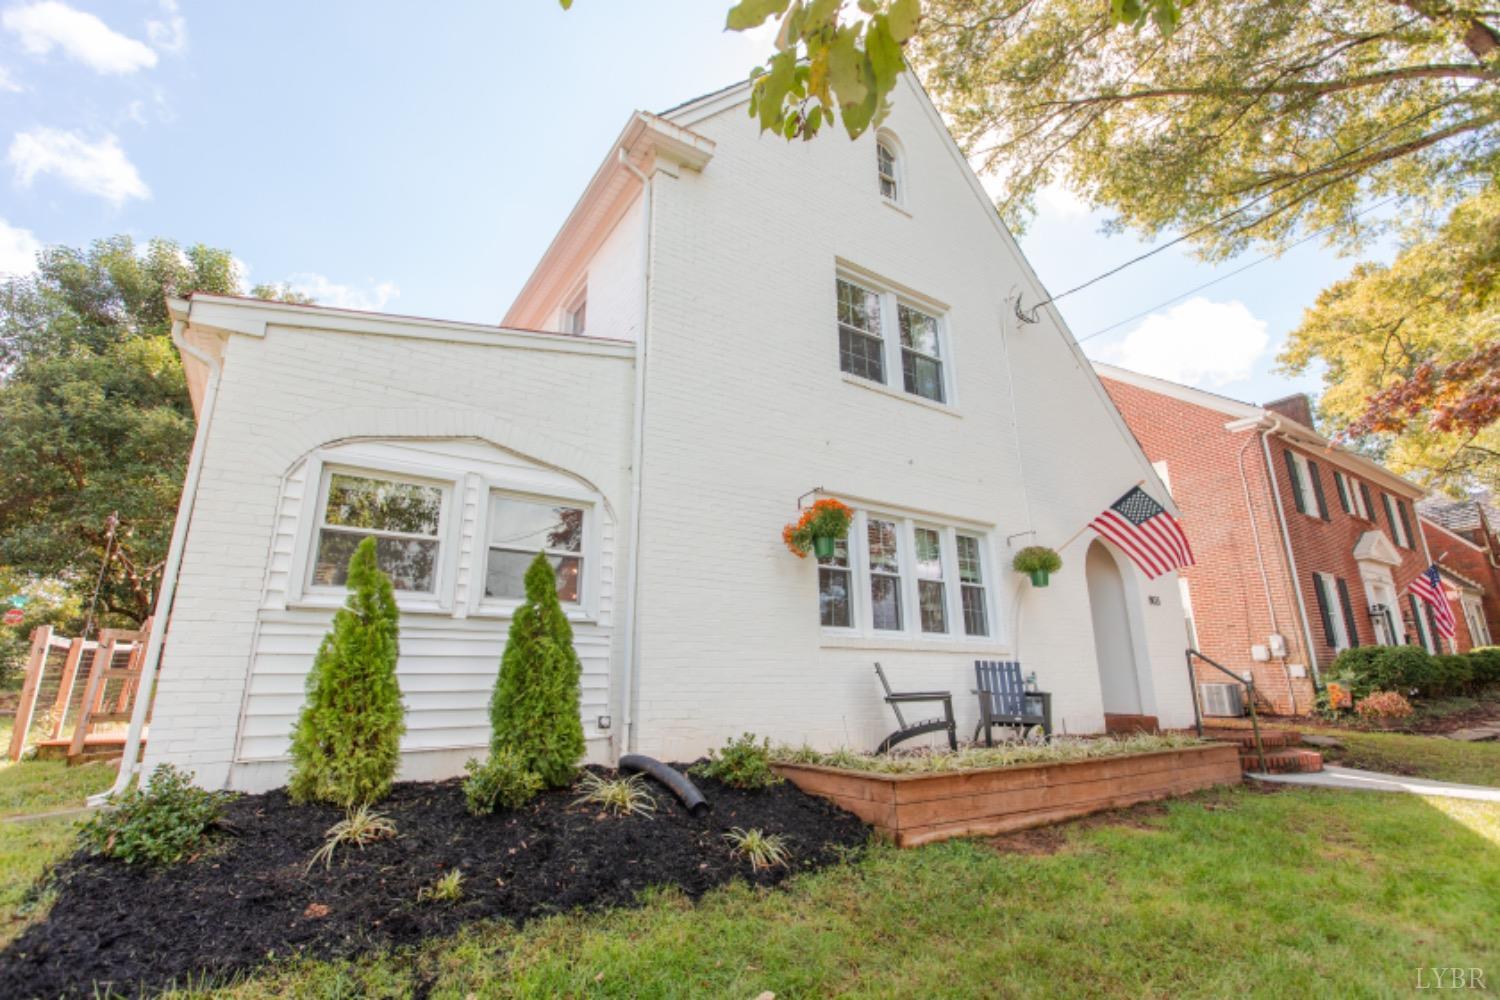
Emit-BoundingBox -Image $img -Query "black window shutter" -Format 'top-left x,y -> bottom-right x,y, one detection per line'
1398,501 -> 1415,550
1334,471 -> 1351,513
1359,483 -> 1374,520
1312,575 -> 1337,647
1284,450 -> 1306,514
1408,595 -> 1430,651
1336,577 -> 1361,648
1382,493 -> 1398,539
1308,461 -> 1330,520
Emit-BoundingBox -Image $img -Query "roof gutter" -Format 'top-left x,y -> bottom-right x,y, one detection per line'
1229,414 -> 1323,688
93,309 -> 223,803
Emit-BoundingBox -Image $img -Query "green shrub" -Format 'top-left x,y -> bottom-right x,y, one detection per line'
81,764 -> 228,866
1334,645 -> 1434,698
1012,546 -> 1063,575
692,733 -> 782,789
1469,646 -> 1500,685
288,537 -> 406,807
488,552 -> 585,788
1430,654 -> 1474,697
462,749 -> 542,815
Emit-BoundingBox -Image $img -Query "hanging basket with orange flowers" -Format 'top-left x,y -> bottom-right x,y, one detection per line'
782,498 -> 854,559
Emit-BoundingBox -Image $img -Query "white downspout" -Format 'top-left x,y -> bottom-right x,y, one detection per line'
93,318 -> 223,804
1233,426 -> 1296,713
1259,417 -> 1323,688
617,149 -> 653,755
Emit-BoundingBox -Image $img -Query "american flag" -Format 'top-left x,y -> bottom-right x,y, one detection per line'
1089,486 -> 1195,580
1408,564 -> 1456,641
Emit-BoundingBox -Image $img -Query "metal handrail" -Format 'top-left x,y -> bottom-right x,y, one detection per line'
1184,648 -> 1268,774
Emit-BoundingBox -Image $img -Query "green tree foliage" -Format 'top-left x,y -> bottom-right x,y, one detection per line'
488,552 -> 585,788
0,235 -> 311,627
1281,186 -> 1500,491
288,537 -> 406,806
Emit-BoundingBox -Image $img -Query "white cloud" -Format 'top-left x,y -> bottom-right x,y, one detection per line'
0,64 -> 21,92
1094,297 -> 1269,388
2,2 -> 157,74
146,0 -> 186,55
9,128 -> 150,203
285,272 -> 400,311
0,217 -> 41,276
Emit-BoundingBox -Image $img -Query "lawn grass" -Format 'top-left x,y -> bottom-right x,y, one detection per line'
157,786 -> 1500,999
1326,730 -> 1500,786
0,718 -> 116,947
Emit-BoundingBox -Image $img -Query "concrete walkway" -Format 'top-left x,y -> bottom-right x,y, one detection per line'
1249,765 -> 1500,802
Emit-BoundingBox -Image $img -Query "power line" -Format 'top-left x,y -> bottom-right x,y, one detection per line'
1012,99 -> 1456,323
1076,195 -> 1400,344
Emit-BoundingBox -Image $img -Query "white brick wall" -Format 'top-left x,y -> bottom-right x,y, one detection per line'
626,77 -> 1194,759
145,320 -> 635,790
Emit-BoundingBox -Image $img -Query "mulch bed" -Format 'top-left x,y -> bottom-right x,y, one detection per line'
1,767 -> 868,999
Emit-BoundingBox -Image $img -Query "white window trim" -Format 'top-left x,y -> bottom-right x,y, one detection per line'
1317,572 -> 1351,651
1461,594 -> 1491,647
835,268 -> 955,407
819,507 -> 1000,646
470,483 -> 602,622
289,455 -> 462,614
1343,472 -> 1371,520
561,280 -> 588,335
875,130 -> 905,207
1290,452 -> 1320,518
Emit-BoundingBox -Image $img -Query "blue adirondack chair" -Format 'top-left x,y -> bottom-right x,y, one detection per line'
973,660 -> 1052,744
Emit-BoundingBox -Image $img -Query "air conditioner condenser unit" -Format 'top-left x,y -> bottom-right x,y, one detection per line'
1200,683 -> 1245,718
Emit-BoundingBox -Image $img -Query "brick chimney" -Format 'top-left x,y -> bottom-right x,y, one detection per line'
1263,393 -> 1315,429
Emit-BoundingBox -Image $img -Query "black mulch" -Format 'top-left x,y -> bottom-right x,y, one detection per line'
1,767 -> 869,999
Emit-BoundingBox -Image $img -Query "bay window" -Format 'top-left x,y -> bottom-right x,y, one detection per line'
312,471 -> 444,593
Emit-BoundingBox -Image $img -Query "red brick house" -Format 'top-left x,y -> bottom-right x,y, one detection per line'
1420,497 -> 1499,650
1096,364 -> 1438,716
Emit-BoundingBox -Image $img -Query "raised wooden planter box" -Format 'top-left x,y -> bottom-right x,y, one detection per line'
773,743 -> 1242,847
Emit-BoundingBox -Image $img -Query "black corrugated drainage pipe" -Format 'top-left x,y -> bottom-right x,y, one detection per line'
619,754 -> 711,817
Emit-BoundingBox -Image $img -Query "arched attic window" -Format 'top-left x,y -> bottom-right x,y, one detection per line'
875,131 -> 903,204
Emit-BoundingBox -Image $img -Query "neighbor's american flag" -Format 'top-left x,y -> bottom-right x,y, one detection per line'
1089,486 -> 1195,580
1409,565 -> 1456,641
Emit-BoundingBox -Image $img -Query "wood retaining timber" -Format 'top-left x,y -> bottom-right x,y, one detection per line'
773,744 -> 1243,847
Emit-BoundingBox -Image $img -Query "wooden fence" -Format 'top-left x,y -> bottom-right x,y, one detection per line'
5,619 -> 152,764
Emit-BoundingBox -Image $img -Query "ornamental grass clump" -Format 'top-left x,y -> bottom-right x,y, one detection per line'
1355,690 -> 1415,722
487,552 -> 585,789
724,827 -> 791,872
771,732 -> 1202,775
782,498 -> 854,557
307,804 -> 398,872
288,537 -> 406,807
692,732 -> 782,789
574,771 -> 657,818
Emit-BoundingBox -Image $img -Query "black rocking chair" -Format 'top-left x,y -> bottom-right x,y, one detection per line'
973,659 -> 1053,745
874,662 -> 958,754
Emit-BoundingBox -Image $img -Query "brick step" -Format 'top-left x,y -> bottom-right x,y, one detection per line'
1239,748 -> 1323,774
1202,728 -> 1302,749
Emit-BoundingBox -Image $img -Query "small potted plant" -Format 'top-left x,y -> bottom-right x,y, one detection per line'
783,498 -> 854,559
1012,546 -> 1062,587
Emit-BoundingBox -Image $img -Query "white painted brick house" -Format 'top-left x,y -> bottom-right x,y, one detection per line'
136,76 -> 1196,792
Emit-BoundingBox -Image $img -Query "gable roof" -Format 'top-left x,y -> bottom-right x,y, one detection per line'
1094,362 -> 1426,500
1419,495 -> 1498,537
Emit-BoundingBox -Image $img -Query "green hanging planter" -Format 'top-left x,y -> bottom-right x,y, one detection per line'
812,535 -> 837,559
1029,569 -> 1050,588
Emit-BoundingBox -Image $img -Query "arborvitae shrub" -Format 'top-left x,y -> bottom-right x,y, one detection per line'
488,552 -> 585,788
288,537 -> 406,806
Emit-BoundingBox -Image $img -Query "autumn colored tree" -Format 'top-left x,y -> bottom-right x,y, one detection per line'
1280,185 -> 1500,492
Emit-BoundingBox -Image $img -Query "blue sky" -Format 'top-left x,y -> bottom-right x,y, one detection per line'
0,1 -> 1387,406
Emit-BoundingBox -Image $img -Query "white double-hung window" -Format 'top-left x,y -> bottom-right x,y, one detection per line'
836,273 -> 950,404
311,471 -> 445,593
817,509 -> 993,640
484,494 -> 586,604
